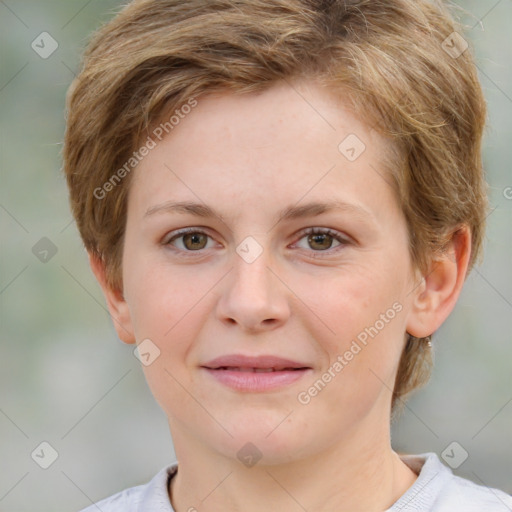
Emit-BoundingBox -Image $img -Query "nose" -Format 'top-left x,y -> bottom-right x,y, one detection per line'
215,244 -> 290,334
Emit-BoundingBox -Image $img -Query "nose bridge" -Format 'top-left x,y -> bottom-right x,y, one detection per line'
232,238 -> 276,303
216,236 -> 289,330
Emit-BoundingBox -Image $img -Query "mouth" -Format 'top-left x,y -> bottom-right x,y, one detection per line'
205,366 -> 309,372
201,356 -> 312,391
202,354 -> 311,371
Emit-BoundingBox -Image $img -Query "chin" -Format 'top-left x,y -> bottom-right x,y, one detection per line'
211,413 -> 308,463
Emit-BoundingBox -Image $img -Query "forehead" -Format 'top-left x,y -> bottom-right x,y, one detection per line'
128,79 -> 398,224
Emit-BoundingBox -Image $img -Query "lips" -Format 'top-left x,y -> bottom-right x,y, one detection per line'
201,354 -> 311,371
201,354 -> 312,392
213,367 -> 301,372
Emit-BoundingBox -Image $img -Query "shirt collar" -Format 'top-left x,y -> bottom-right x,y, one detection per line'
386,452 -> 453,511
137,452 -> 452,512
138,461 -> 178,512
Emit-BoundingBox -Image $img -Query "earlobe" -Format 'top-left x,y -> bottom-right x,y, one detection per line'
88,252 -> 136,345
406,226 -> 471,339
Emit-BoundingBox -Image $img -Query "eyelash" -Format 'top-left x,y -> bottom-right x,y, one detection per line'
163,227 -> 351,258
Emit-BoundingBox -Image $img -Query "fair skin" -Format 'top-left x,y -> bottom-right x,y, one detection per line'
90,78 -> 470,512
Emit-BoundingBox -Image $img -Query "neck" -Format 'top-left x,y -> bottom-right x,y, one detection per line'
168,416 -> 418,512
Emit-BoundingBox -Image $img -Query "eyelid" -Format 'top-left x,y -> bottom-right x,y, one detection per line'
294,226 -> 352,244
162,226 -> 218,248
291,227 -> 352,255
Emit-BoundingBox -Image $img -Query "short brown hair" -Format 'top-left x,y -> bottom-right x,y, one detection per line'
62,0 -> 487,413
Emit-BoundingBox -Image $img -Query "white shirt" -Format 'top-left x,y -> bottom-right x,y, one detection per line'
78,452 -> 512,511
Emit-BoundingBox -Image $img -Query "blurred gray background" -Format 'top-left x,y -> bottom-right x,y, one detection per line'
1,1 -> 510,511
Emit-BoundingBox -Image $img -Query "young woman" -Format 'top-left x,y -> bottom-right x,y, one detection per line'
63,1 -> 512,510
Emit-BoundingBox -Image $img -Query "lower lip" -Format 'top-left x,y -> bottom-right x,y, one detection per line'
202,368 -> 312,392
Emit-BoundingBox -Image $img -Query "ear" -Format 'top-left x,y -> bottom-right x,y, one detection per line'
88,252 -> 136,345
406,225 -> 472,338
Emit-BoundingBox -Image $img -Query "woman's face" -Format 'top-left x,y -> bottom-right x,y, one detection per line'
118,79 -> 423,463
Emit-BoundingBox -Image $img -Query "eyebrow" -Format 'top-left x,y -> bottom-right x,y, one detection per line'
144,199 -> 374,223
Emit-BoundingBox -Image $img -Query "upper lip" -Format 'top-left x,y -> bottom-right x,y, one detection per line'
201,354 -> 311,370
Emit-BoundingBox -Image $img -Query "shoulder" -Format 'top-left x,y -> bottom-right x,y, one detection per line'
78,484 -> 144,512
77,463 -> 178,512
434,471 -> 512,511
393,452 -> 512,512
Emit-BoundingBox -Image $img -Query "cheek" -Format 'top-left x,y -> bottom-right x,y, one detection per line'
127,264 -> 205,411
297,261 -> 402,335
123,265 -> 204,414
124,251 -> 192,337
296,262 -> 408,385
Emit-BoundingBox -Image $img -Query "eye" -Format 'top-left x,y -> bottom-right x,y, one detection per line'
163,226 -> 351,257
293,227 -> 350,255
163,228 -> 216,252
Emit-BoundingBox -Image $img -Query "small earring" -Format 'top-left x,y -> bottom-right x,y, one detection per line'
406,332 -> 433,348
